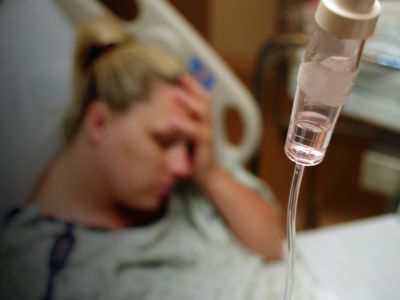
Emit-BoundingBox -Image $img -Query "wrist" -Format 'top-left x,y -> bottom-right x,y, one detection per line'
195,163 -> 225,192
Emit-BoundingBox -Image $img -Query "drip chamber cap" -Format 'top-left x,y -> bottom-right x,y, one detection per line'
315,0 -> 381,39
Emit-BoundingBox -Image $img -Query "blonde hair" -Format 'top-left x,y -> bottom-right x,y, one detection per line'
63,15 -> 184,142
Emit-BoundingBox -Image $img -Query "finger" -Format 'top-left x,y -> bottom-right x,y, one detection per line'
179,74 -> 209,101
170,115 -> 197,140
175,90 -> 210,122
170,114 -> 205,142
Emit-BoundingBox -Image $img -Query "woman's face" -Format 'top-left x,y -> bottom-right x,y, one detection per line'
94,80 -> 193,211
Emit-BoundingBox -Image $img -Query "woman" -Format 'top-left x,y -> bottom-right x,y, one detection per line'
0,15 -> 283,300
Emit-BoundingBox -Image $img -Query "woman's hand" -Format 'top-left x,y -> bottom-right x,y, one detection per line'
173,74 -> 217,184
172,74 -> 283,260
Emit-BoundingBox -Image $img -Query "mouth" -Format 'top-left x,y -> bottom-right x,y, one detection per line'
155,182 -> 174,197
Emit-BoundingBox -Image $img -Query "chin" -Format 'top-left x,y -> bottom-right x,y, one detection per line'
132,195 -> 165,212
118,195 -> 168,227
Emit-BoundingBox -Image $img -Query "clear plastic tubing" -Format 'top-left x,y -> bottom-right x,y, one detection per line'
281,1 -> 380,299
282,163 -> 304,300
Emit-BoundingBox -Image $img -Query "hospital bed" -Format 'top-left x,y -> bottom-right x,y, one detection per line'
0,0 -> 262,213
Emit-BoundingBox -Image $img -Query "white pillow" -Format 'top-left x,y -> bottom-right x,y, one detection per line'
0,0 -> 74,212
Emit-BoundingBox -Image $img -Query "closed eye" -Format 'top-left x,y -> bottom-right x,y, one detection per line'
153,133 -> 179,149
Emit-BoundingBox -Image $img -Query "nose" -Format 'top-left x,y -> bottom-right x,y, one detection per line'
166,143 -> 192,178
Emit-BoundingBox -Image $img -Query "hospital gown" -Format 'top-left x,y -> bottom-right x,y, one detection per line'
0,165 -> 317,300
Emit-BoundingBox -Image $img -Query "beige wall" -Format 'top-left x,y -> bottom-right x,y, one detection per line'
210,0 -> 277,59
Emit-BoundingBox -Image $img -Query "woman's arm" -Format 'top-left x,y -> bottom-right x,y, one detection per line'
197,165 -> 284,260
174,74 -> 284,260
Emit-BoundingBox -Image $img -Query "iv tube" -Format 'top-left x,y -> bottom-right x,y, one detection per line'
282,31 -> 365,297
282,164 -> 304,300
281,1 -> 380,299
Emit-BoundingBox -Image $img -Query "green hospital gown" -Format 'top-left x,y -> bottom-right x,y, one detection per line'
0,165 -> 317,300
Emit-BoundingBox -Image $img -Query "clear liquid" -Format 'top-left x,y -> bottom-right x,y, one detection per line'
285,111 -> 332,166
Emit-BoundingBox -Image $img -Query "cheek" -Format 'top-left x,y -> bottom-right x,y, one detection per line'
118,132 -> 160,170
99,129 -> 164,191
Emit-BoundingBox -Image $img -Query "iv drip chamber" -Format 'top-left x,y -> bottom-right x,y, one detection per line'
281,1 -> 381,300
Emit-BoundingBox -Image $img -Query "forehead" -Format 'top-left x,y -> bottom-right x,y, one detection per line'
147,80 -> 181,109
124,80 -> 182,124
